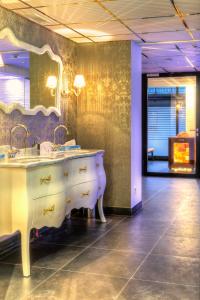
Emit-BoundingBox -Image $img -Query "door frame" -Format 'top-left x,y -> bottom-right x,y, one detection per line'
142,71 -> 200,178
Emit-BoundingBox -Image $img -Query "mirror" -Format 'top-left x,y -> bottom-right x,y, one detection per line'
0,28 -> 63,116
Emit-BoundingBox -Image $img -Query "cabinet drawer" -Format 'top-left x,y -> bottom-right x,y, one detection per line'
28,164 -> 64,199
66,181 -> 98,212
32,192 -> 66,229
63,157 -> 98,184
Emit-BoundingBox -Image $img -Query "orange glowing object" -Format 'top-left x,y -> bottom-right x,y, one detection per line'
173,143 -> 189,164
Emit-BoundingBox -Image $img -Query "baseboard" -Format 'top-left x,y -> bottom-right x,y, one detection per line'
104,202 -> 143,216
131,201 -> 143,215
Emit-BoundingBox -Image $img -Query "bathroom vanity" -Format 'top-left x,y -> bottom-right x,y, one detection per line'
0,150 -> 106,277
0,28 -> 106,277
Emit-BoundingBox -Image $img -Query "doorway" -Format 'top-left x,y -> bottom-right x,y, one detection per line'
143,74 -> 200,177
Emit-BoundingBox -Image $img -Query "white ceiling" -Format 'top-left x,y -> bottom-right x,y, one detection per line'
0,0 -> 200,73
148,76 -> 196,87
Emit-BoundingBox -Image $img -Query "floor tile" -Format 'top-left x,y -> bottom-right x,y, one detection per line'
37,228 -> 104,247
92,230 -> 159,253
0,243 -> 86,269
118,279 -> 200,300
112,218 -> 169,236
134,254 -> 200,286
29,270 -> 127,300
63,247 -> 146,278
0,263 -> 54,300
1,177 -> 200,300
175,210 -> 200,223
152,236 -> 200,258
64,215 -> 125,232
166,221 -> 200,238
130,207 -> 176,222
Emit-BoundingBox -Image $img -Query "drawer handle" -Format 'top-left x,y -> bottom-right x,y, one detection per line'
66,198 -> 71,204
79,166 -> 87,173
96,163 -> 100,168
40,175 -> 51,184
81,191 -> 90,197
43,204 -> 55,216
64,171 -> 69,177
98,186 -> 101,190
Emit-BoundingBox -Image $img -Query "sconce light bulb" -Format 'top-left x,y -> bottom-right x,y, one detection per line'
46,75 -> 57,89
74,74 -> 86,89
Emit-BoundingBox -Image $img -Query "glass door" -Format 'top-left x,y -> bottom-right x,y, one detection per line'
146,75 -> 197,175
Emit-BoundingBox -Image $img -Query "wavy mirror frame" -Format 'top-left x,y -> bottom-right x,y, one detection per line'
0,27 -> 63,117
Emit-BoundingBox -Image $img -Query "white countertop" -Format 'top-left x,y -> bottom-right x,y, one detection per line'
0,149 -> 104,169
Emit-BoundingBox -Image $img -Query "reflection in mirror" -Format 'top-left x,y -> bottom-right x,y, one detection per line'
0,29 -> 62,115
0,40 -> 30,108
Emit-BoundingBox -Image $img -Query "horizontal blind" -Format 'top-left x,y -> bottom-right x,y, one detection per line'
0,78 -> 30,109
148,106 -> 186,156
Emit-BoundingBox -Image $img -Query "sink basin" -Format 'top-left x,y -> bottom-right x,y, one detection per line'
12,159 -> 45,163
10,154 -> 64,164
10,156 -> 51,163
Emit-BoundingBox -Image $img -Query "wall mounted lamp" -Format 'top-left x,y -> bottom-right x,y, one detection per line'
46,75 -> 57,96
46,74 -> 86,97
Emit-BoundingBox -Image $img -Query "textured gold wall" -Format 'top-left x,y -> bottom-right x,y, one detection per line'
77,42 -> 132,209
30,52 -> 59,108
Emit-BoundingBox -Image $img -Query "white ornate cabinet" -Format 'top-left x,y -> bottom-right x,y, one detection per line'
0,150 -> 106,277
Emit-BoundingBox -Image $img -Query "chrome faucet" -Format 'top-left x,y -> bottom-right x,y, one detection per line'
53,124 -> 69,145
9,124 -> 30,157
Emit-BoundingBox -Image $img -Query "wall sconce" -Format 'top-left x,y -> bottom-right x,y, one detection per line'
62,74 -> 86,97
46,74 -> 86,97
0,54 -> 4,67
73,74 -> 86,96
46,75 -> 57,96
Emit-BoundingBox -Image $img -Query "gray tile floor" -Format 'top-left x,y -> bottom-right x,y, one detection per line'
147,161 -> 196,174
0,177 -> 200,300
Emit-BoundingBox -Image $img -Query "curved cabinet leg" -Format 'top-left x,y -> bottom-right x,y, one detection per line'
21,230 -> 31,277
98,196 -> 106,223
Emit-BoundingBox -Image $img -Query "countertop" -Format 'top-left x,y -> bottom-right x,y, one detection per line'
0,149 -> 104,169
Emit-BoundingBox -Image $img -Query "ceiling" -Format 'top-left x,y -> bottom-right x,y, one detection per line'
0,0 -> 200,73
0,37 -> 29,69
148,76 -> 196,87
